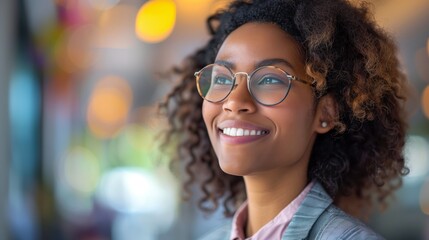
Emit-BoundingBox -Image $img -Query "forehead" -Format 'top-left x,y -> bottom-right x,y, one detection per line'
215,22 -> 304,69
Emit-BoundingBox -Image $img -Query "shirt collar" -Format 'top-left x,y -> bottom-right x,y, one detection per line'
230,181 -> 315,240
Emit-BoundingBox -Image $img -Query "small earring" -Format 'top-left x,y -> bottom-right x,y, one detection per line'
321,122 -> 328,128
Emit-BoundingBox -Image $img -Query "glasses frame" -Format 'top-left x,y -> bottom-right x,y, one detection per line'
194,63 -> 316,106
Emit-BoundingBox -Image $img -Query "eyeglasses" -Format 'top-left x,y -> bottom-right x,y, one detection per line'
194,64 -> 316,106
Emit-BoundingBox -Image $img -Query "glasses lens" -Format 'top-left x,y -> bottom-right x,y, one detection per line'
249,67 -> 291,105
197,65 -> 234,102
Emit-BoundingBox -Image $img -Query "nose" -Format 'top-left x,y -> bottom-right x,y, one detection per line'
222,74 -> 257,113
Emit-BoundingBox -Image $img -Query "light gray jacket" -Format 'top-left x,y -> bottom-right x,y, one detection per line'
199,181 -> 384,240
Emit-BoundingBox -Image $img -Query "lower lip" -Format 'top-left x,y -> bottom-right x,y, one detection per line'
219,132 -> 269,144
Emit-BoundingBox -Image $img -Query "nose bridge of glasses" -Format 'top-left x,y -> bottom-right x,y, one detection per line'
226,71 -> 254,106
233,72 -> 250,86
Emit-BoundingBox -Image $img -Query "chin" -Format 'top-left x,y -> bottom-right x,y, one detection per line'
218,159 -> 253,177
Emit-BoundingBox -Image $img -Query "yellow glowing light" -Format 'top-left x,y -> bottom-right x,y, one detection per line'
87,76 -> 132,139
420,178 -> 429,215
135,0 -> 176,43
422,85 -> 429,119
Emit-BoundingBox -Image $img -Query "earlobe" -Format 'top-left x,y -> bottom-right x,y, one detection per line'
314,94 -> 338,134
321,121 -> 328,128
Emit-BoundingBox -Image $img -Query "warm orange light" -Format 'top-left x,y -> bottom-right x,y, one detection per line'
177,0 -> 208,16
135,0 -> 176,43
209,0 -> 232,14
176,0 -> 222,25
422,85 -> 429,119
87,76 -> 132,139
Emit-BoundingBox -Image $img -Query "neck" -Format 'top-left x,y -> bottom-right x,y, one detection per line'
243,168 -> 308,237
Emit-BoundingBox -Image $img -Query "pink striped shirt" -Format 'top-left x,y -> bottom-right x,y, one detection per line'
230,181 -> 314,240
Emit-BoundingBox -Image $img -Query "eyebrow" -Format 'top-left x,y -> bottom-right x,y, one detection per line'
255,58 -> 295,70
214,58 -> 295,70
214,60 -> 235,69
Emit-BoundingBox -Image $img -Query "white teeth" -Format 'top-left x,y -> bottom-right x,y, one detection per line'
230,128 -> 237,136
221,128 -> 268,137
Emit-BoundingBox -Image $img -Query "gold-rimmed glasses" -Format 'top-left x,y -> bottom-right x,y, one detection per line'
194,64 -> 315,106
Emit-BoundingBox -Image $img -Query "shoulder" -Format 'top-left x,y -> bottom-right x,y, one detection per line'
282,181 -> 384,240
311,204 -> 385,240
197,223 -> 231,240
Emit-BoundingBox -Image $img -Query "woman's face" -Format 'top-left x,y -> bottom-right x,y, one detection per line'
202,22 -> 322,177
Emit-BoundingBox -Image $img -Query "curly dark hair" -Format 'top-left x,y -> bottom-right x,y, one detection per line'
160,0 -> 409,218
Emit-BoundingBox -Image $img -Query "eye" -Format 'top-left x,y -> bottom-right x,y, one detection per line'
214,75 -> 233,85
257,77 -> 286,85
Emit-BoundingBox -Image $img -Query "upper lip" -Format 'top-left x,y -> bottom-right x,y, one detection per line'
217,119 -> 270,132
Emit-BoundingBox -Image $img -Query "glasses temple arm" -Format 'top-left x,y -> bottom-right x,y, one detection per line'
293,76 -> 317,87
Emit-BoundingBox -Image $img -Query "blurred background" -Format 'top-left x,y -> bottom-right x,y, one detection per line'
0,0 -> 428,239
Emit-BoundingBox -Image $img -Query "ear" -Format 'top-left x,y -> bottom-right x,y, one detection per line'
313,94 -> 338,134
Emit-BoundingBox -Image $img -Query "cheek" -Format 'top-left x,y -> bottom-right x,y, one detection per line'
268,95 -> 316,149
202,101 -> 210,127
202,101 -> 219,134
270,107 -> 313,136
280,88 -> 316,128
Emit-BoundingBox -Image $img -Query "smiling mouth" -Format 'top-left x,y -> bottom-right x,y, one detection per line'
219,127 -> 269,137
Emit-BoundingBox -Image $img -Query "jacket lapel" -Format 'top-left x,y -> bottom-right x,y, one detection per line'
282,181 -> 333,240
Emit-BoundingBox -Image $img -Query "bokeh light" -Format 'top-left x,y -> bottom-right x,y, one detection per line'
113,124 -> 160,169
135,0 -> 176,43
63,146 -> 101,194
422,85 -> 429,119
87,75 -> 132,139
96,167 -> 177,214
404,135 -> 429,182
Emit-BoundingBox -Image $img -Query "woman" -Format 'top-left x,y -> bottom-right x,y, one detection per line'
160,0 -> 409,239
